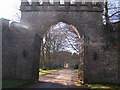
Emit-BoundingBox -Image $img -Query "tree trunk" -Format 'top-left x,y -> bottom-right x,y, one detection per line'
105,0 -> 110,25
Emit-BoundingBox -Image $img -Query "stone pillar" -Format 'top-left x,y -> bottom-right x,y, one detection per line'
32,34 -> 42,80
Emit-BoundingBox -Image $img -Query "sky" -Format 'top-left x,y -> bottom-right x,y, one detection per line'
0,0 -> 119,22
0,0 -> 20,21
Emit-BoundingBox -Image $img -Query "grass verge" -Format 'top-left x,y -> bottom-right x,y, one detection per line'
2,79 -> 32,88
74,69 -> 79,72
75,83 -> 119,89
39,69 -> 59,76
87,84 -> 112,89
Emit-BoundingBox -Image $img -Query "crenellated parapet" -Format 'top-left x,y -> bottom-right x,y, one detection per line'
20,0 -> 103,12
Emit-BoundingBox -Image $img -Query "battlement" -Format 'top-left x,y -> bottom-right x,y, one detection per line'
20,0 -> 103,12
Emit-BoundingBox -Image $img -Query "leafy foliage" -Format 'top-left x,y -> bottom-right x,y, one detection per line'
73,64 -> 78,69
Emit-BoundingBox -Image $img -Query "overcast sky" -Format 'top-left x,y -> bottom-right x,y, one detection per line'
0,0 -> 119,21
0,0 -> 20,21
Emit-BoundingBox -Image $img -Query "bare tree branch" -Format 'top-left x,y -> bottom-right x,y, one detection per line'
109,11 -> 120,18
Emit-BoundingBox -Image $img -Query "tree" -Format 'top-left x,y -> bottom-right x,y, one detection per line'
40,22 -> 80,69
102,0 -> 119,50
103,0 -> 120,24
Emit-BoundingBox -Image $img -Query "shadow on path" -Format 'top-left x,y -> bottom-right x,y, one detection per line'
21,68 -> 90,89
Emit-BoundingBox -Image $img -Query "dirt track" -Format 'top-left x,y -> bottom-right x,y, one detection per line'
27,68 -> 82,88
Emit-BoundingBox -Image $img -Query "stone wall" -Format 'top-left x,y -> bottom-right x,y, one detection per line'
83,21 -> 120,85
2,18 -> 41,80
2,19 -> 17,79
100,21 -> 119,85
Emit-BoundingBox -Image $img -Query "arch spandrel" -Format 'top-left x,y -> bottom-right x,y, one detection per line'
21,11 -> 102,40
37,19 -> 85,37
22,13 -> 86,37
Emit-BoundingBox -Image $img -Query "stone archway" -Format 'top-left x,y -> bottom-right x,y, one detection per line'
2,0 -> 106,84
20,1 -> 104,83
40,21 -> 85,81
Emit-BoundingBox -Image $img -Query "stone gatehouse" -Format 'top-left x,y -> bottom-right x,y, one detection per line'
1,0 -> 119,85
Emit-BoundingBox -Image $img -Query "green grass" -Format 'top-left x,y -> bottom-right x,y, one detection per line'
39,69 -> 59,76
75,83 -> 119,89
87,84 -> 112,89
74,69 -> 79,72
87,84 -> 120,89
2,69 -> 59,88
2,79 -> 32,88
